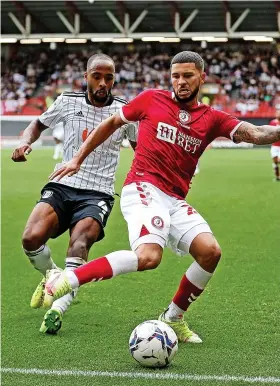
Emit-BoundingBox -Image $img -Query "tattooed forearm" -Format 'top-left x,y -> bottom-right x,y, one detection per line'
233,122 -> 280,145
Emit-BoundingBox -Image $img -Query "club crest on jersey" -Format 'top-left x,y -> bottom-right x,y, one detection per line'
177,110 -> 191,129
151,216 -> 164,229
42,190 -> 53,199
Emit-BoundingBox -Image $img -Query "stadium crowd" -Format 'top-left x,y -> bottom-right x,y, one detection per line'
1,44 -> 280,114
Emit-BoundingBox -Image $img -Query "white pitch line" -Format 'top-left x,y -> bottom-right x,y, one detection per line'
1,368 -> 280,383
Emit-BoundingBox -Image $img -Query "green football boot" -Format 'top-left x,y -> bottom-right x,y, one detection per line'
159,312 -> 202,343
30,277 -> 46,309
43,269 -> 73,309
39,309 -> 62,334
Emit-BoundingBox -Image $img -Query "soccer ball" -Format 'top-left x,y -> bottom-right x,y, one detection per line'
129,320 -> 178,368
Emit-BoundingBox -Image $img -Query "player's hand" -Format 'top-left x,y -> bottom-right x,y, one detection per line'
49,159 -> 81,181
11,143 -> 32,162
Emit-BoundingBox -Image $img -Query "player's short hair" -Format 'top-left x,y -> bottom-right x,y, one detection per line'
171,51 -> 204,71
87,54 -> 115,71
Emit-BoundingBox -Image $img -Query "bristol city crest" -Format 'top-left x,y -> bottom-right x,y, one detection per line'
151,216 -> 164,229
177,110 -> 191,128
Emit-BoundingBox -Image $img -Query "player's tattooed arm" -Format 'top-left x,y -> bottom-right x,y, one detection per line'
233,121 -> 280,145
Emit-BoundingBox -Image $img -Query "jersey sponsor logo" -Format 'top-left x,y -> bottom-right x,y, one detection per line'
156,122 -> 202,154
157,122 -> 177,144
41,190 -> 53,199
177,110 -> 191,128
177,132 -> 202,154
151,216 -> 164,229
75,111 -> 84,117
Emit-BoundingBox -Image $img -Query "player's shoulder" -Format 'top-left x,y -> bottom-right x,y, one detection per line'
206,104 -> 229,117
143,88 -> 170,96
136,88 -> 171,101
62,91 -> 85,99
113,96 -> 129,106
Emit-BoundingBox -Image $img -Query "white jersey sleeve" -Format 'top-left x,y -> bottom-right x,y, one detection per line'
124,123 -> 138,142
39,94 -> 64,128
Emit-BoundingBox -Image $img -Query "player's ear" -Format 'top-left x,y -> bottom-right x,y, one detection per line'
200,72 -> 206,84
84,72 -> 88,81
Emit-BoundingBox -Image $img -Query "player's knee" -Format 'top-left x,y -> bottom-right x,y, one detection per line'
22,228 -> 45,251
137,247 -> 163,271
200,243 -> 222,267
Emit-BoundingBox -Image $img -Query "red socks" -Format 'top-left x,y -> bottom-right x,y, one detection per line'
74,257 -> 113,285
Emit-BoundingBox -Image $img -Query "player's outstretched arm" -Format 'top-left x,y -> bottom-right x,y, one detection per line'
49,112 -> 124,181
233,121 -> 280,145
11,119 -> 48,162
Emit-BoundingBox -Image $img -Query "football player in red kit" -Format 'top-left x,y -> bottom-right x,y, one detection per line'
269,110 -> 280,181
42,51 -> 280,343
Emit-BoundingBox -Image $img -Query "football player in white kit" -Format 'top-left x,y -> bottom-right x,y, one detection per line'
11,54 -> 137,334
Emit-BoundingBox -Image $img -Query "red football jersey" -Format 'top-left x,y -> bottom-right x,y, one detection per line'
269,119 -> 280,146
120,89 -> 242,199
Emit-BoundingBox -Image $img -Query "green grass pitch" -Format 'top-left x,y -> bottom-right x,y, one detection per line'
1,148 -> 280,386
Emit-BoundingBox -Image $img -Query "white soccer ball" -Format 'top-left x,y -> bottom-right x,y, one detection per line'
129,320 -> 178,368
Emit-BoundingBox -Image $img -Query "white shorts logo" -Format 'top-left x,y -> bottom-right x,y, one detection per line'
151,216 -> 164,229
42,190 -> 53,199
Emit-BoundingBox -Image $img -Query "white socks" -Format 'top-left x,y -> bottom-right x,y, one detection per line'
186,261 -> 213,289
164,302 -> 185,321
51,257 -> 85,314
24,245 -> 57,275
106,251 -> 138,276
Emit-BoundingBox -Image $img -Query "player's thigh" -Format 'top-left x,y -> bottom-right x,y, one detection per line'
70,192 -> 114,244
272,156 -> 279,164
68,217 -> 102,257
23,202 -> 60,243
120,182 -> 171,251
168,201 -> 213,256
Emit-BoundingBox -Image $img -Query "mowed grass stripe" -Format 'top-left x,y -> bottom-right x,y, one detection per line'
2,368 -> 280,384
2,149 -> 279,385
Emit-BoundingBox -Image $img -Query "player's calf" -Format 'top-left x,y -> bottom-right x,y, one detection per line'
23,244 -> 57,276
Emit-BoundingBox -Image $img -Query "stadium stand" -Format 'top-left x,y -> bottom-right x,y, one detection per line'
1,44 -> 279,117
1,1 -> 279,118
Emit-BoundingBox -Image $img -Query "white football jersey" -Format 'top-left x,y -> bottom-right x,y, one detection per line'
39,92 -> 137,196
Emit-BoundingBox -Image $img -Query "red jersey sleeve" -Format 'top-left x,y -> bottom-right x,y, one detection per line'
119,89 -> 154,123
212,109 -> 243,140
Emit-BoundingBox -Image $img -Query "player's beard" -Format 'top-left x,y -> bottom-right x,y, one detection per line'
174,85 -> 200,103
88,87 -> 111,103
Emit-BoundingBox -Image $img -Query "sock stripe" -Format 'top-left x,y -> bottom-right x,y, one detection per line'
24,245 -> 45,257
65,263 -> 84,268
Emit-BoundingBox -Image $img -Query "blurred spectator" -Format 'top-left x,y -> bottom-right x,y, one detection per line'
1,44 -> 279,115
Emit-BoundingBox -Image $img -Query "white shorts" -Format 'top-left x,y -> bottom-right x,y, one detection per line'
271,146 -> 280,159
120,182 -> 212,256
